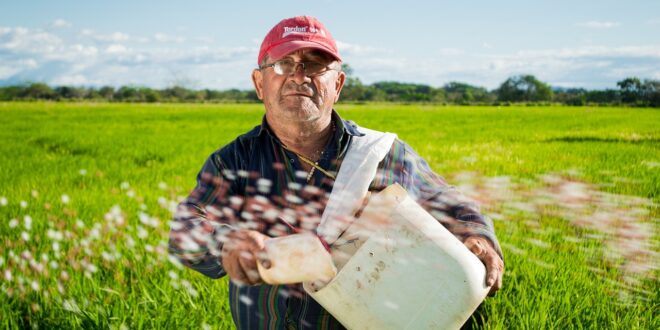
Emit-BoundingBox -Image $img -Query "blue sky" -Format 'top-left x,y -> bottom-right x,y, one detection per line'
1,0 -> 659,90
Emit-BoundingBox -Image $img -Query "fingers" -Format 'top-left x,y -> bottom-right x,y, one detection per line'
484,252 -> 504,295
238,251 -> 262,285
464,236 -> 504,296
222,230 -> 271,286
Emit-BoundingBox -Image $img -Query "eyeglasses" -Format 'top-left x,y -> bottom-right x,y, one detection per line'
259,59 -> 338,77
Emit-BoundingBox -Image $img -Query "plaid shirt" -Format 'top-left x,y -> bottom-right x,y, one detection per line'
169,111 -> 502,329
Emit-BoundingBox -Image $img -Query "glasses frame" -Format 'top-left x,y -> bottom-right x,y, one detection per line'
259,59 -> 339,77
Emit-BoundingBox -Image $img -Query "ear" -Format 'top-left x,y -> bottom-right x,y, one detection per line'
333,70 -> 346,103
251,69 -> 264,100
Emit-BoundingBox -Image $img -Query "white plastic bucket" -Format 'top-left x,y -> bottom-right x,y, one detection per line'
303,184 -> 490,330
257,233 -> 337,285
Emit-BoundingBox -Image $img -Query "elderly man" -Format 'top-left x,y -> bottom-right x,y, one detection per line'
169,15 -> 503,329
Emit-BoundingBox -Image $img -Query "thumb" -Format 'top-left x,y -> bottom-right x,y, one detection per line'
257,249 -> 271,269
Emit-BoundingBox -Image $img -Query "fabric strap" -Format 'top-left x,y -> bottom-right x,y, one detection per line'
316,126 -> 396,245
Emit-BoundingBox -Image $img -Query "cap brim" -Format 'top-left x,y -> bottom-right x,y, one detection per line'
267,40 -> 341,62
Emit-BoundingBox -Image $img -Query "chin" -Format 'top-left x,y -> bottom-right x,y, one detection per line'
279,101 -> 322,120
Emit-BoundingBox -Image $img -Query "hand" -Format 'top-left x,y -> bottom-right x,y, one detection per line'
221,229 -> 271,286
464,236 -> 504,295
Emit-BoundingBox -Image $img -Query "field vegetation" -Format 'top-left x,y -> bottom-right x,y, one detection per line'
0,102 -> 658,329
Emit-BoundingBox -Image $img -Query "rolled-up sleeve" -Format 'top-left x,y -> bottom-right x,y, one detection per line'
168,153 -> 239,279
373,139 -> 503,260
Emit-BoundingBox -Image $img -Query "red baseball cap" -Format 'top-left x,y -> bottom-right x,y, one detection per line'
257,16 -> 342,65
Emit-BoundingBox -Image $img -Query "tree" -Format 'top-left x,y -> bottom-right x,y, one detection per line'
339,63 -> 370,102
641,79 -> 660,107
99,86 -> 115,100
496,75 -> 553,102
443,82 -> 493,104
55,86 -> 86,100
617,77 -> 643,104
21,83 -> 56,100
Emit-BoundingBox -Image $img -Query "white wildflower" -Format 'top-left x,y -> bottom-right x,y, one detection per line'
79,169 -> 87,176
31,190 -> 39,198
0,196 -> 7,206
287,182 -> 302,191
4,270 -> 12,281
20,200 -> 27,208
60,271 -> 69,281
63,299 -> 81,314
8,218 -> 18,228
139,212 -> 150,225
89,227 -> 101,240
158,182 -> 168,190
21,231 -> 30,242
24,215 -> 32,230
31,281 -> 39,291
101,251 -> 113,262
87,263 -> 98,273
47,229 -> 64,241
61,194 -> 70,204
168,255 -> 183,269
120,182 -> 130,190
137,225 -> 148,239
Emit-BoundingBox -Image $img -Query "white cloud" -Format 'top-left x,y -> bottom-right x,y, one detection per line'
50,19 -> 72,29
0,24 -> 258,88
576,21 -> 621,29
51,74 -> 89,85
154,33 -> 185,43
105,44 -> 128,54
437,48 -> 464,56
79,29 -> 131,43
2,23 -> 658,90
0,26 -> 63,54
343,44 -> 660,89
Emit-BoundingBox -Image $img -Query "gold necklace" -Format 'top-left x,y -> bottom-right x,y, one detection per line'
281,144 -> 336,182
281,121 -> 337,182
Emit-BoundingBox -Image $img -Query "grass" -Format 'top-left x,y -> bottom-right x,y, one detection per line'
0,102 -> 658,329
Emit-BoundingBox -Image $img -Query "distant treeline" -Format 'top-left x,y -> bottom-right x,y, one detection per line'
1,69 -> 658,107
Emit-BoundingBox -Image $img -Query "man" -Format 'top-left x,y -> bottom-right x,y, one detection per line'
169,15 -> 503,329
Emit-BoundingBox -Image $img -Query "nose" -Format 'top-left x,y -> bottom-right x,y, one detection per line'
290,63 -> 311,84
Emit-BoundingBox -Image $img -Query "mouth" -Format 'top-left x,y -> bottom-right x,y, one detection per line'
283,93 -> 312,99
283,92 -> 313,98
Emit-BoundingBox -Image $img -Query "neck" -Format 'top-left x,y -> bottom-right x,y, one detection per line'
267,115 -> 334,161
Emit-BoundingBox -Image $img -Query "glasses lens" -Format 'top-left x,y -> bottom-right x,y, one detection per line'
302,62 -> 326,75
270,60 -> 329,76
273,60 -> 295,75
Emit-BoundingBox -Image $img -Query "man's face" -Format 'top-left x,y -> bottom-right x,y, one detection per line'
252,49 -> 345,124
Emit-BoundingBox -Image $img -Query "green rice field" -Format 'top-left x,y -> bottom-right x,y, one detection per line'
0,102 -> 658,329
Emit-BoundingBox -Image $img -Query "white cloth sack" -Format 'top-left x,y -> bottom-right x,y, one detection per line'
316,126 -> 396,245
